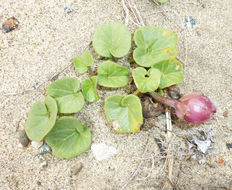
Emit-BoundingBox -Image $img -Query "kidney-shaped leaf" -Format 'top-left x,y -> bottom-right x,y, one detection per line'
97,61 -> 130,88
152,59 -> 183,89
73,50 -> 94,75
133,26 -> 177,67
47,77 -> 84,114
93,22 -> 131,58
104,95 -> 143,133
25,96 -> 57,141
45,117 -> 91,159
81,76 -> 99,103
132,67 -> 161,93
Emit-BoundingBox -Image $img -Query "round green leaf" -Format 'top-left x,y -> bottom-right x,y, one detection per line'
73,50 -> 94,75
152,59 -> 184,89
104,95 -> 143,133
25,96 -> 57,141
132,67 -> 161,93
93,22 -> 131,58
133,26 -> 177,67
45,117 -> 91,159
81,76 -> 99,103
47,77 -> 85,114
97,61 -> 130,88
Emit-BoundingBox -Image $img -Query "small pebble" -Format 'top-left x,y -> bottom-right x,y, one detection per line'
219,158 -> 224,164
39,156 -> 47,169
18,130 -> 29,147
64,7 -> 73,14
223,109 -> 228,117
226,143 -> 232,150
168,90 -> 181,100
154,138 -> 166,156
185,16 -> 196,28
70,162 -> 83,176
2,17 -> 19,33
168,85 -> 181,100
31,141 -> 43,149
37,144 -> 51,155
36,181 -> 41,186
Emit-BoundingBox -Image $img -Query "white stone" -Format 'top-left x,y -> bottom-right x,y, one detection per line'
31,141 -> 43,149
17,143 -> 23,148
91,143 -> 117,161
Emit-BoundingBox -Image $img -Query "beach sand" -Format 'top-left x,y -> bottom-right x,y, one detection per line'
0,0 -> 232,189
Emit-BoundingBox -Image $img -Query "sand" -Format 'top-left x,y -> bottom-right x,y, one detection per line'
0,0 -> 232,189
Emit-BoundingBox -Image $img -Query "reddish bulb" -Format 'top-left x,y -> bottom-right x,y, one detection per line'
175,93 -> 216,125
150,92 -> 217,125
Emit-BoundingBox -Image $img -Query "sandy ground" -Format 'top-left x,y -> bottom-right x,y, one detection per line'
0,0 -> 232,189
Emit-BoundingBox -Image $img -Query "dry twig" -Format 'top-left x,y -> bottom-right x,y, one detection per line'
165,107 -> 174,188
129,0 -> 145,26
121,0 -> 145,27
121,0 -> 129,25
137,155 -> 155,181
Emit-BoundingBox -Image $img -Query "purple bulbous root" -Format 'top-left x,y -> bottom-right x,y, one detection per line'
149,92 -> 216,125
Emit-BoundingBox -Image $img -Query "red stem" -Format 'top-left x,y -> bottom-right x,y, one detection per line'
149,92 -> 178,108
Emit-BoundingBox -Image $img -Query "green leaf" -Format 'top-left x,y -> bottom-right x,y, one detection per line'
133,26 -> 177,67
132,67 -> 161,93
45,117 -> 91,159
104,95 -> 143,133
47,77 -> 85,114
81,76 -> 99,102
25,96 -> 57,141
73,50 -> 94,75
157,88 -> 164,96
93,22 -> 131,58
97,61 -> 130,88
152,59 -> 184,89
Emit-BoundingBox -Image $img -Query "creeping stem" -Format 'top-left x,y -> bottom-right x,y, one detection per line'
149,92 -> 177,108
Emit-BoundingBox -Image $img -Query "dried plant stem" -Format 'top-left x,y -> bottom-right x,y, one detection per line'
129,0 -> 145,26
121,0 -> 129,25
121,0 -> 145,27
176,56 -> 186,66
165,107 -> 173,187
148,92 -> 174,187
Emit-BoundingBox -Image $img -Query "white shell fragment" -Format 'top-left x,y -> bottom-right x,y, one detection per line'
31,141 -> 43,149
37,144 -> 51,155
186,127 -> 214,164
194,138 -> 211,154
91,143 -> 117,161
